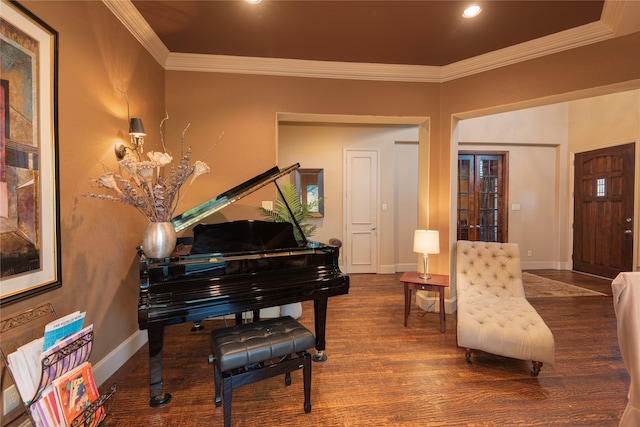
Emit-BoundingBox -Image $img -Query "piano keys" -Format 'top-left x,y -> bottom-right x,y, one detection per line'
137,164 -> 350,407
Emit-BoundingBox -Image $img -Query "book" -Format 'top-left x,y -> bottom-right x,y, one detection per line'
43,311 -> 86,352
52,362 -> 104,427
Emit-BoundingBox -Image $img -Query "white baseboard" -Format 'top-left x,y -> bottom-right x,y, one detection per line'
395,263 -> 415,272
520,261 -> 562,270
379,264 -> 396,274
558,261 -> 573,270
93,329 -> 148,387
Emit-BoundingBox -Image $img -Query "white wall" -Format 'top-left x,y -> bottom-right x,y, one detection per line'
456,89 -> 640,272
277,122 -> 419,272
395,142 -> 419,271
457,103 -> 568,269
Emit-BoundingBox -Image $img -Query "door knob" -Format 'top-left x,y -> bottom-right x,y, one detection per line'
371,226 -> 377,231
624,230 -> 633,234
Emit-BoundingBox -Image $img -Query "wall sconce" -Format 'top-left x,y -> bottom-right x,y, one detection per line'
413,230 -> 440,279
115,117 -> 146,160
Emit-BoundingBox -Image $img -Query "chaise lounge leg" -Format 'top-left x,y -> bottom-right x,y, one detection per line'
531,361 -> 543,376
465,348 -> 473,363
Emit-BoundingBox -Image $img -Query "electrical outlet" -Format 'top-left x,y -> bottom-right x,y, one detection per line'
3,384 -> 21,416
527,250 -> 533,257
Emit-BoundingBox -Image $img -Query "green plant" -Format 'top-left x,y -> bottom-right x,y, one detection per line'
258,183 -> 321,241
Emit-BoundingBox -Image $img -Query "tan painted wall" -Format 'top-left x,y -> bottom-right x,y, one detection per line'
0,0 -> 165,385
439,32 -> 640,275
1,0 -> 638,396
167,33 -> 640,278
163,72 -> 441,229
567,90 -> 640,270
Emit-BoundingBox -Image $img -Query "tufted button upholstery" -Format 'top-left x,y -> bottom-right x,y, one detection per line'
209,316 -> 314,426
456,241 -> 555,367
211,316 -> 315,372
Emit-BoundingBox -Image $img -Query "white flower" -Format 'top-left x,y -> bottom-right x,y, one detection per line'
190,160 -> 210,185
147,151 -> 173,167
137,161 -> 157,184
96,173 -> 123,195
84,119 -> 222,223
118,158 -> 141,185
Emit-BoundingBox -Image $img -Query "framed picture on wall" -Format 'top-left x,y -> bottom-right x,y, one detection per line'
293,168 -> 324,217
0,0 -> 61,306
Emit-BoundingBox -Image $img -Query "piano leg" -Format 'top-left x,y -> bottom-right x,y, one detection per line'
313,297 -> 328,362
148,324 -> 172,407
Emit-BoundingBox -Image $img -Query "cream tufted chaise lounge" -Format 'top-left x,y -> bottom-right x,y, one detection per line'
456,240 -> 555,375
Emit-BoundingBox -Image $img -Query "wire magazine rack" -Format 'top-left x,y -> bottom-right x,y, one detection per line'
0,303 -> 117,426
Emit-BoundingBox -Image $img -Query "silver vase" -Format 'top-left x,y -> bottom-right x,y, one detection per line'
141,222 -> 177,259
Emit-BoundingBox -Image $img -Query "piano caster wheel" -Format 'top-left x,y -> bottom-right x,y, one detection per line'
149,393 -> 172,407
191,322 -> 204,331
312,351 -> 327,362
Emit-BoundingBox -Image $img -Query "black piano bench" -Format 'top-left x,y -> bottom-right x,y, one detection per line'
208,316 -> 314,427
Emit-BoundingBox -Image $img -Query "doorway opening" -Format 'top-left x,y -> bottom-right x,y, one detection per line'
573,142 -> 635,278
457,151 -> 509,242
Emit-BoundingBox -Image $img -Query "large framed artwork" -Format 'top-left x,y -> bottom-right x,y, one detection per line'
0,0 -> 60,306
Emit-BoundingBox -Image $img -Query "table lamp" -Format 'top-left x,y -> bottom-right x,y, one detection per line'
413,230 -> 440,279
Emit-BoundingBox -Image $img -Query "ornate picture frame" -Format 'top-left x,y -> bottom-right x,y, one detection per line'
1,0 -> 61,306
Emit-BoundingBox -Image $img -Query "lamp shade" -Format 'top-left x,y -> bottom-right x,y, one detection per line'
413,230 -> 440,254
129,118 -> 146,136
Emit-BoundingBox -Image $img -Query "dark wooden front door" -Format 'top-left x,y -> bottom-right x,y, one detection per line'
573,143 -> 635,278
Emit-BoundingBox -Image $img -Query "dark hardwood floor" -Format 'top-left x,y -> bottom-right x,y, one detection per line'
100,270 -> 628,426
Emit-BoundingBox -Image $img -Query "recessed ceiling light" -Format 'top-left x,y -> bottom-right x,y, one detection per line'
246,0 -> 261,4
462,5 -> 482,18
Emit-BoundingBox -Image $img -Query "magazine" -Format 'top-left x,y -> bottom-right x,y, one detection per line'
52,362 -> 104,427
42,312 -> 86,351
6,324 -> 93,406
39,325 -> 94,394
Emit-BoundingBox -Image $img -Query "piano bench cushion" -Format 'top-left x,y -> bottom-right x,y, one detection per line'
210,316 -> 315,372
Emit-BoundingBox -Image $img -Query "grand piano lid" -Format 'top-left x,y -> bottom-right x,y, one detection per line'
171,163 -> 300,233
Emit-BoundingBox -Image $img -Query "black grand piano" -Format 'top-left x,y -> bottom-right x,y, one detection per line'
137,164 -> 350,407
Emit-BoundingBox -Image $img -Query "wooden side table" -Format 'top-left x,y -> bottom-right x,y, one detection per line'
400,271 -> 450,333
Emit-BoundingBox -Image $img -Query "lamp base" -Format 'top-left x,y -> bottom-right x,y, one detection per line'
420,253 -> 430,280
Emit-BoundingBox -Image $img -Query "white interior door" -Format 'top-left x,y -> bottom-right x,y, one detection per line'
344,149 -> 378,273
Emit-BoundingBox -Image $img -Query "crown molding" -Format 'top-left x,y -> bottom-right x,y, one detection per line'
164,53 -> 443,82
106,0 -> 619,83
440,21 -> 613,82
601,0 -> 626,35
102,0 -> 169,66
